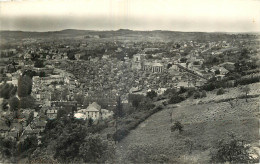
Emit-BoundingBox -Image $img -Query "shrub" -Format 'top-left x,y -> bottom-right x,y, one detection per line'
168,95 -> 185,104
79,134 -> 113,163
201,90 -> 207,98
193,91 -> 201,99
34,59 -> 44,68
146,90 -> 157,100
216,88 -> 225,95
8,96 -> 19,111
112,105 -> 164,142
113,129 -> 129,142
0,83 -> 17,99
171,121 -> 184,133
187,88 -> 196,97
178,87 -> 187,94
210,134 -> 254,163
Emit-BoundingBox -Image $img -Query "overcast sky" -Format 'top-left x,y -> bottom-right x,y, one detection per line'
0,0 -> 259,32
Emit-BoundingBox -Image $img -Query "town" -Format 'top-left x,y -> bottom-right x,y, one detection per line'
0,30 -> 259,163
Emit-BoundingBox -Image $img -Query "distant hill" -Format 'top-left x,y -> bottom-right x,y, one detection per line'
0,29 -> 258,42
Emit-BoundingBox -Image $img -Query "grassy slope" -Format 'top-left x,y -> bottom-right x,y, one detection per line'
115,83 -> 260,163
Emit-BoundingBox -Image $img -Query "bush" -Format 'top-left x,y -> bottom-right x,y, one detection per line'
211,134 -> 254,163
113,105 -> 164,142
168,95 -> 185,104
8,96 -> 19,111
201,90 -> 207,98
79,134 -> 113,163
187,88 -> 196,97
217,88 -> 225,95
146,90 -> 157,100
178,87 -> 187,94
113,129 -> 129,142
0,83 -> 17,99
193,91 -> 201,99
171,121 -> 184,133
34,60 -> 44,68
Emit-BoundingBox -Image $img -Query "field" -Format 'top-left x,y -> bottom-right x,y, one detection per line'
115,83 -> 260,163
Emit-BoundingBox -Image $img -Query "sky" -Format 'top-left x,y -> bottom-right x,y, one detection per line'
0,0 -> 259,32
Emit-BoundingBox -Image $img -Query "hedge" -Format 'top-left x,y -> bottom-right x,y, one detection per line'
113,105 -> 164,142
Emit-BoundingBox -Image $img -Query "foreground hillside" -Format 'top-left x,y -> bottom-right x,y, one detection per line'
115,83 -> 260,163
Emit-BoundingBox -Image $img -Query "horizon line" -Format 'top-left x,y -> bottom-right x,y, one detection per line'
1,28 -> 260,34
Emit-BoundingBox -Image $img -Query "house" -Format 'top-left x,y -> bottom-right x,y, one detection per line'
75,102 -> 101,120
132,54 -> 145,70
177,81 -> 195,88
219,62 -> 235,71
142,62 -> 164,73
22,125 -> 39,136
46,109 -> 58,120
156,88 -> 167,95
212,66 -> 229,75
9,122 -> 23,140
33,121 -> 46,132
24,53 -> 32,60
218,67 -> 229,75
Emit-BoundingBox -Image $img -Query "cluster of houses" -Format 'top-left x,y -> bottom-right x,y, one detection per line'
1,36 -> 259,144
74,102 -> 113,120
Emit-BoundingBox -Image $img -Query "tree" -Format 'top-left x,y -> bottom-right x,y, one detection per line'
79,134 -> 111,163
51,89 -> 61,101
164,88 -> 177,98
2,99 -> 9,111
19,136 -> 38,154
88,118 -> 94,127
34,59 -> 44,68
168,95 -> 184,104
216,88 -> 225,95
26,112 -> 34,126
0,137 -> 17,159
18,75 -> 32,98
114,96 -> 124,118
20,96 -> 35,109
241,86 -> 250,102
67,52 -> 76,60
57,109 -> 67,119
215,69 -> 220,75
193,91 -> 201,99
0,83 -> 16,99
8,96 -> 19,111
146,90 -> 157,100
201,90 -> 207,98
39,71 -> 45,77
178,87 -> 187,94
22,70 -> 37,78
211,134 -> 253,163
74,94 -> 84,104
180,58 -> 187,63
61,88 -> 70,101
171,121 -> 184,134
132,99 -> 140,109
